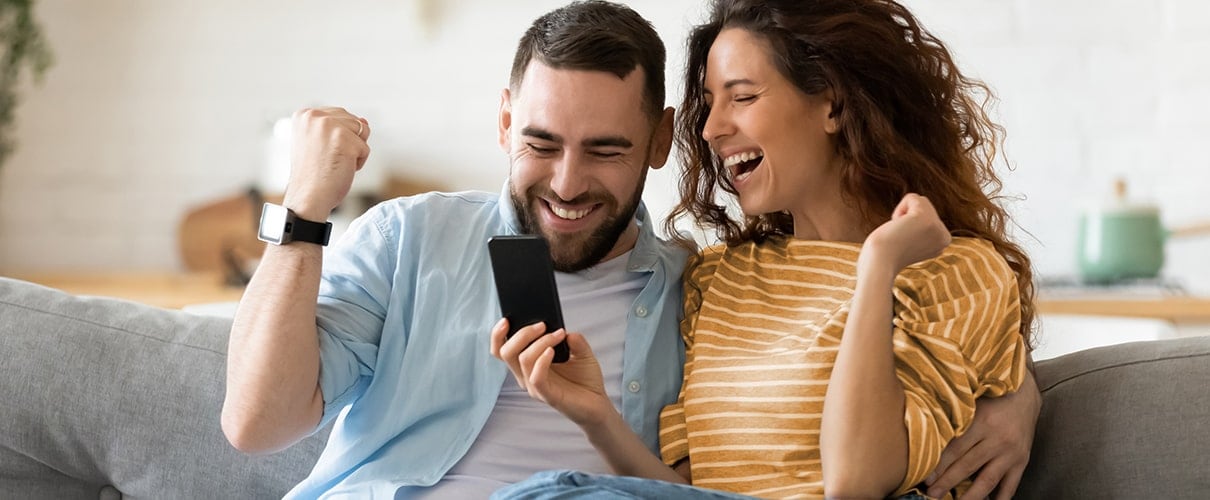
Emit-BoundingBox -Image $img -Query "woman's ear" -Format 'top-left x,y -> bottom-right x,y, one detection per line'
822,89 -> 840,134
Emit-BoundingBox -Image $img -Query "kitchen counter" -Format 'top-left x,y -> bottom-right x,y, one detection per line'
1037,295 -> 1210,323
9,272 -> 1210,324
6,272 -> 244,310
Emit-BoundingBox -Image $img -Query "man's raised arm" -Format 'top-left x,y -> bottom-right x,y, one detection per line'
221,108 -> 371,454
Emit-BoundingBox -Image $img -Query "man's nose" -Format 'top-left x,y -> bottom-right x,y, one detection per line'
549,155 -> 590,203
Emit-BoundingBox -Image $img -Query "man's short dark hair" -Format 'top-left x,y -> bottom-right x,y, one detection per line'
510,1 -> 666,122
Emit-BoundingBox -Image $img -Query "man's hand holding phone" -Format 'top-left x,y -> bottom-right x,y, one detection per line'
489,319 -> 614,427
487,234 -> 615,425
488,235 -> 570,362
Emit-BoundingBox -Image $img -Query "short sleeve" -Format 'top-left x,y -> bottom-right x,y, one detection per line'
889,239 -> 1027,494
658,373 -> 691,465
658,247 -> 722,465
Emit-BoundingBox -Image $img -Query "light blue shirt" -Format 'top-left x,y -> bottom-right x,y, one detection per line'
285,186 -> 688,499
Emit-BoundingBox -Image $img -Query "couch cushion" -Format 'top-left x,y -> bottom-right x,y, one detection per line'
1019,335 -> 1210,498
0,277 -> 326,499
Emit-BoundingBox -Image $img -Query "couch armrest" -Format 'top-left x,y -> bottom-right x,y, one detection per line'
1018,335 -> 1210,498
0,277 -> 327,498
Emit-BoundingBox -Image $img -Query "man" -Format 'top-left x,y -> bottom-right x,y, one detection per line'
221,2 -> 1039,498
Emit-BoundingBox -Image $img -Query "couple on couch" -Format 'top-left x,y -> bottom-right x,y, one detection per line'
222,1 -> 1040,498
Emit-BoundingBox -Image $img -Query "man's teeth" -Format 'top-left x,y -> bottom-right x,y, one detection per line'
551,205 -> 591,220
722,151 -> 764,168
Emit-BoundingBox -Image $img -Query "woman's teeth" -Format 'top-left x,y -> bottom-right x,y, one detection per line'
723,150 -> 764,182
551,205 -> 591,220
722,151 -> 764,168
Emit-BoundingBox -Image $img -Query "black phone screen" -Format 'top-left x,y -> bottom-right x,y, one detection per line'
487,235 -> 570,363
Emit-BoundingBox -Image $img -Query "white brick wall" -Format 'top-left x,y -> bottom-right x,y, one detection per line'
905,0 -> 1210,293
1164,0 -> 1210,41
2,0 -> 1208,294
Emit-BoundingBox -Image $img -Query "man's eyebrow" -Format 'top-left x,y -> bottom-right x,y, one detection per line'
521,126 -> 560,143
584,136 -> 633,149
521,126 -> 632,149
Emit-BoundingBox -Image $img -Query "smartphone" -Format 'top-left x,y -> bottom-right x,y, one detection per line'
487,235 -> 570,363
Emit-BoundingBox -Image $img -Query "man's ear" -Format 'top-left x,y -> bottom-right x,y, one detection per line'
646,107 -> 676,169
498,88 -> 512,153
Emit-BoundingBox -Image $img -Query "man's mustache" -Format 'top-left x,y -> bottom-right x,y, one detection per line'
526,188 -> 613,207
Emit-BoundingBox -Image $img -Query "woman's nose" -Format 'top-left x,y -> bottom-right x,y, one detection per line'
701,106 -> 732,144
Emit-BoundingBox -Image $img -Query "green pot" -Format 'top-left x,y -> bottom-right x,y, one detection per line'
1076,205 -> 1166,283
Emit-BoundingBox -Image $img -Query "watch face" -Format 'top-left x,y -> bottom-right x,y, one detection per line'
258,203 -> 289,244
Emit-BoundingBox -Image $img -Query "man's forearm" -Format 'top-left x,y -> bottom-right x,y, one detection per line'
221,243 -> 326,454
582,408 -> 689,484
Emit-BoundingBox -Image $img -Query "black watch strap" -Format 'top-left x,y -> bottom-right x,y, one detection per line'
259,203 -> 333,246
290,215 -> 332,246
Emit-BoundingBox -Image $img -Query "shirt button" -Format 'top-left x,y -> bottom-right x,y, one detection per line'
635,305 -> 648,317
628,381 -> 641,393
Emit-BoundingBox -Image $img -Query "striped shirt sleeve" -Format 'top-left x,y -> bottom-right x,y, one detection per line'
889,239 -> 1027,495
658,249 -> 721,465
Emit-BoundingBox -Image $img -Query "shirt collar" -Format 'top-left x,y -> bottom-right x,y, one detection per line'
497,181 -> 523,234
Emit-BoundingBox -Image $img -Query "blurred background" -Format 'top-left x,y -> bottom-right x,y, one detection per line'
1,0 -> 1209,356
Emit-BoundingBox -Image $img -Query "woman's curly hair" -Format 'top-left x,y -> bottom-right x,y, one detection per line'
665,0 -> 1036,346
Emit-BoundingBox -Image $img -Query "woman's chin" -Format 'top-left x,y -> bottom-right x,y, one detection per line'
736,197 -> 767,218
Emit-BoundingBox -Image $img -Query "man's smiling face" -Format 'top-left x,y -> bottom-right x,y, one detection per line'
498,60 -> 666,272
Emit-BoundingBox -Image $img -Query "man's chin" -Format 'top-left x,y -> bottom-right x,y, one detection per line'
514,194 -> 633,273
542,231 -> 599,272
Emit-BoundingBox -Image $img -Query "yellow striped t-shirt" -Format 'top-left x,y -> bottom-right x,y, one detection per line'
658,236 -> 1026,499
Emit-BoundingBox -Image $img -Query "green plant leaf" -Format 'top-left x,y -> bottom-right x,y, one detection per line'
0,0 -> 54,168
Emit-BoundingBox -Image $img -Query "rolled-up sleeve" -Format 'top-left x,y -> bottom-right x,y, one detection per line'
314,206 -> 400,427
889,240 -> 1027,494
658,251 -> 718,466
658,391 -> 690,465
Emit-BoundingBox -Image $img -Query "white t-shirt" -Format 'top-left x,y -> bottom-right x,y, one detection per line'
399,251 -> 646,499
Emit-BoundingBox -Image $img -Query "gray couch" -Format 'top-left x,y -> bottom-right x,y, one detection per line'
1,277 -> 1208,499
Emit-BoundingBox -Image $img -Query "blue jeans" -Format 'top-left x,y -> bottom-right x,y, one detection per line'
491,470 -> 757,499
492,469 -> 930,499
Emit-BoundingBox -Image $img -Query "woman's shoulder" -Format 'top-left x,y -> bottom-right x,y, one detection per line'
700,235 -> 859,260
698,241 -> 730,259
906,237 -> 1012,280
687,242 -> 730,283
694,239 -> 763,266
896,237 -> 1017,305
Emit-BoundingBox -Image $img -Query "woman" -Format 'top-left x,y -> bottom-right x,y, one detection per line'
492,0 -> 1035,498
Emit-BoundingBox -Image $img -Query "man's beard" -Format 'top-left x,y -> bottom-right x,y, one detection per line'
510,180 -> 644,273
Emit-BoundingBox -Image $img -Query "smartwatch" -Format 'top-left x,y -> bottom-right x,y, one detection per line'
257,203 -> 332,246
